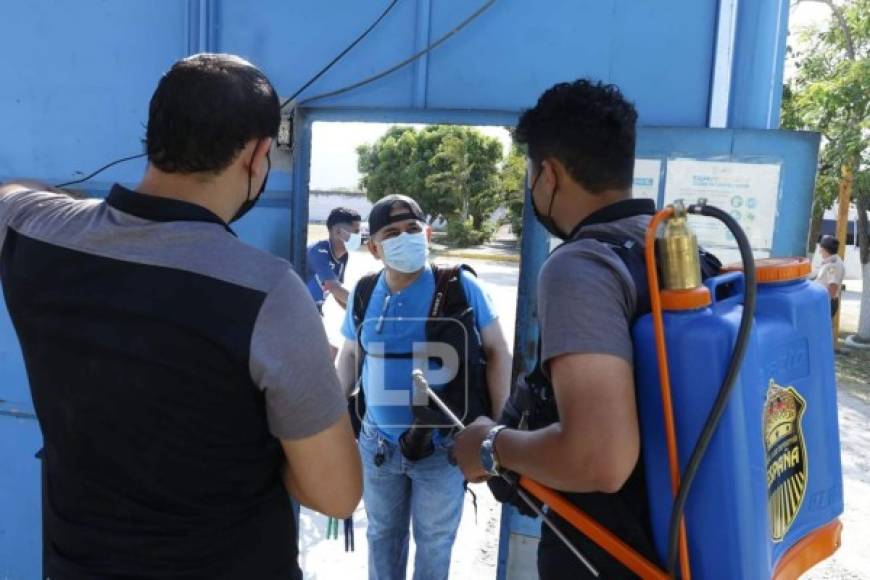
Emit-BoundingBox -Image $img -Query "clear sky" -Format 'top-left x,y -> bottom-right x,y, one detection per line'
309,122 -> 512,191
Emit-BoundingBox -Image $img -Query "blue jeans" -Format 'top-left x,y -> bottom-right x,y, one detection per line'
360,423 -> 465,580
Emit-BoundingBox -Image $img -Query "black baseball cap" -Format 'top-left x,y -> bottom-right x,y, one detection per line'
368,194 -> 425,238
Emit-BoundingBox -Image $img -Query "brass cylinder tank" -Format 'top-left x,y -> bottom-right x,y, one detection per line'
658,201 -> 702,290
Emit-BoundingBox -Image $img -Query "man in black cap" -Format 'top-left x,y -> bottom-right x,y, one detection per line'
335,194 -> 511,579
811,235 -> 846,317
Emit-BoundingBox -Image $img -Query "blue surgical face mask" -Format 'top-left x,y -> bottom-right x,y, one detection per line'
343,231 -> 362,252
380,231 -> 428,273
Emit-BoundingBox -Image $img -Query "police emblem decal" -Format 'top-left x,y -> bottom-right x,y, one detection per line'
764,379 -> 808,542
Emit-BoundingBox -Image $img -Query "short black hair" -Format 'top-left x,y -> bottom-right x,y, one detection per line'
820,235 -> 840,255
515,79 -> 637,193
146,53 -> 280,174
327,207 -> 362,230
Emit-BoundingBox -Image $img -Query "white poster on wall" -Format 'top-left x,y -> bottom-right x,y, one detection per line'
663,158 -> 782,254
633,158 -> 662,204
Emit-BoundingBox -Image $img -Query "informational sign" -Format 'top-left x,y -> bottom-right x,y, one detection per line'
664,158 -> 782,253
633,158 -> 662,204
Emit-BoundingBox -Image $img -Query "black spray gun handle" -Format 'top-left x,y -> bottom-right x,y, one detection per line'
410,370 -> 599,578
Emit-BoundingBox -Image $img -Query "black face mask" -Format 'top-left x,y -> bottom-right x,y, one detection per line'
530,164 -> 568,240
231,150 -> 271,224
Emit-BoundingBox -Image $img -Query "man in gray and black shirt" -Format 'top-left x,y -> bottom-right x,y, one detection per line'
454,80 -> 659,578
0,54 -> 360,579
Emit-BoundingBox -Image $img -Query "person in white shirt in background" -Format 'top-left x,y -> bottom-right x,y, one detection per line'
811,235 -> 846,318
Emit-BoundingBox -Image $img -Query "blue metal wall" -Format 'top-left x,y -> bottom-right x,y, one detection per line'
224,0 -> 717,124
0,1 -> 805,578
1,0 -> 791,188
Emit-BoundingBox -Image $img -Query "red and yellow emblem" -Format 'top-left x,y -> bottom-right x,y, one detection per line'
764,379 -> 808,542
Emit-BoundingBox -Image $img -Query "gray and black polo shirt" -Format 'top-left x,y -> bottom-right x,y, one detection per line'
0,184 -> 346,579
536,198 -> 658,578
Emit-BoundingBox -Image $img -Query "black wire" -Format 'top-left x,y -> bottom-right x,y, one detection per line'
52,0 -> 492,188
54,0 -> 402,187
665,203 -> 757,576
300,0 -> 497,105
55,153 -> 147,189
280,0 -> 400,109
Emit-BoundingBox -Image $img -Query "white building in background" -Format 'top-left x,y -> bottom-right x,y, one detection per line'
308,191 -> 372,223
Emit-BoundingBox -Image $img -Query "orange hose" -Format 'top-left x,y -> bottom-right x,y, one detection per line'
644,208 -> 691,580
520,476 -> 669,579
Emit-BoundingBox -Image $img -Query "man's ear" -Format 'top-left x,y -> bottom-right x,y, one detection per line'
368,238 -> 381,260
244,138 -> 272,174
545,157 -> 577,194
254,138 -> 272,168
539,159 -> 559,191
425,225 -> 432,243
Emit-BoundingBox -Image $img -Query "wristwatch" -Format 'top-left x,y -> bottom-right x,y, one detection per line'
480,425 -> 507,477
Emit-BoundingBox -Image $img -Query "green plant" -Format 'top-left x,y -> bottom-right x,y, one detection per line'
446,217 -> 495,247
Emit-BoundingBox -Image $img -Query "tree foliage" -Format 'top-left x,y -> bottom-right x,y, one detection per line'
784,0 -> 870,339
782,0 -> 869,258
500,144 -> 527,236
357,125 -> 504,244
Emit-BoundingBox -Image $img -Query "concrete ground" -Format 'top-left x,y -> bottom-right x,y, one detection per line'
804,392 -> 870,579
805,279 -> 870,579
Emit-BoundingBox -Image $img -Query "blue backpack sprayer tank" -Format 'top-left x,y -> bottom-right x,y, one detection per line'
630,200 -> 844,579
415,200 -> 843,579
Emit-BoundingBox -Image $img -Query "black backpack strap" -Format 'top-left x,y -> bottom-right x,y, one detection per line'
426,263 -> 490,427
352,271 -> 382,329
698,246 -> 723,280
566,231 -> 651,319
429,263 -> 476,317
349,271 -> 381,439
563,230 -> 723,320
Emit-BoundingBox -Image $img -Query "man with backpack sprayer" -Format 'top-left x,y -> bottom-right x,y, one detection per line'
452,79 -> 682,579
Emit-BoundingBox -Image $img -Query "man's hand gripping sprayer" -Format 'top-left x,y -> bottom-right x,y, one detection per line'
410,369 -> 599,577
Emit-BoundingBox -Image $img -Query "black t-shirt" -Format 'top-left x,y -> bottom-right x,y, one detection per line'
538,468 -> 658,579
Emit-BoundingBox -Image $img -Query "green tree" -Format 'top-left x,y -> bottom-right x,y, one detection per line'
357,125 -> 505,246
356,126 -> 423,202
783,0 -> 869,341
427,128 -> 503,229
426,132 -> 475,221
500,144 -> 527,236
